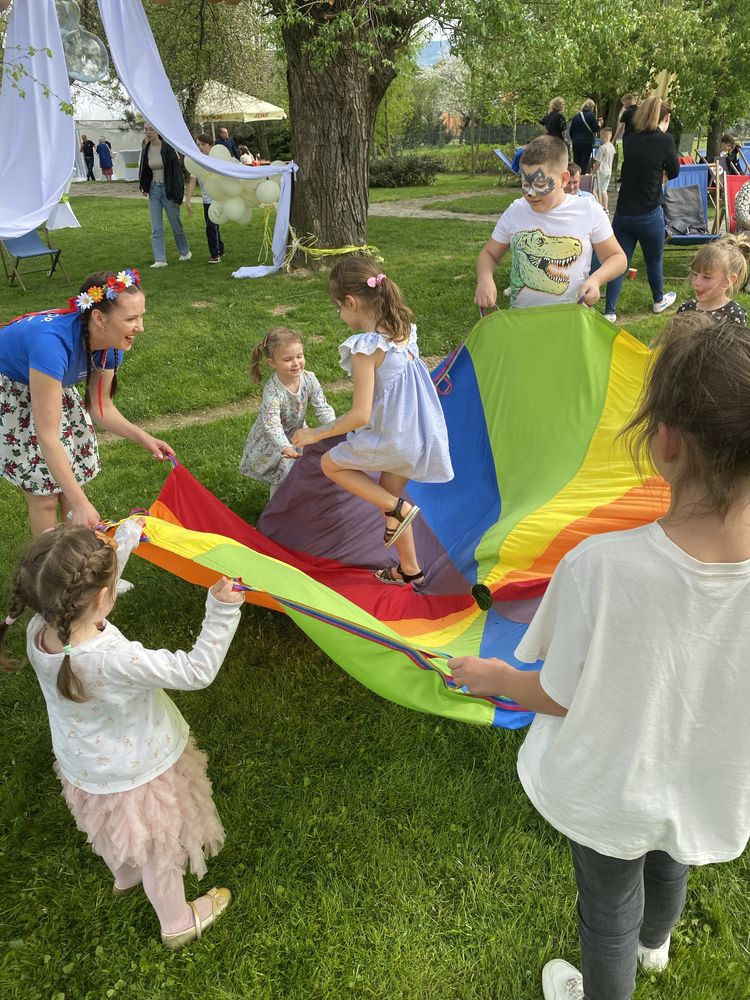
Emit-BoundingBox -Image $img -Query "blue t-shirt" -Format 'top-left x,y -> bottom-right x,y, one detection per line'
0,310 -> 122,386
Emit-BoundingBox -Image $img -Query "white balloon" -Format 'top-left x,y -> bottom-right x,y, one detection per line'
209,144 -> 234,162
269,160 -> 286,168
220,177 -> 243,198
207,201 -> 227,224
223,196 -> 246,221
256,179 -> 281,206
240,185 -> 259,207
238,205 -> 254,226
184,155 -> 207,180
203,176 -> 224,200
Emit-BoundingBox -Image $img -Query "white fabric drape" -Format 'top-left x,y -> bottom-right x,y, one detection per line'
0,0 -> 76,239
97,0 -> 297,279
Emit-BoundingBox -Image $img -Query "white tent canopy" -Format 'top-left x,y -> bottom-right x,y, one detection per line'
194,81 -> 287,123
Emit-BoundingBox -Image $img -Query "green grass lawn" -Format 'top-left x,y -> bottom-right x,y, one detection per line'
0,196 -> 748,999
369,172 -> 506,203
423,192 -> 519,216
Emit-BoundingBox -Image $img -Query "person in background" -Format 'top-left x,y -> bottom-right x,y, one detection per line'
139,124 -> 191,268
185,134 -> 225,264
591,127 -> 615,211
216,127 -> 240,160
569,99 -> 599,173
603,97 -> 680,323
81,134 -> 96,181
613,94 -> 638,145
539,97 -> 567,142
720,133 -> 744,174
565,162 -> 596,200
96,138 -> 113,181
238,145 -> 255,165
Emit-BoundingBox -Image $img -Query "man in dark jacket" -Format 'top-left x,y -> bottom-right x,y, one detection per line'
217,127 -> 241,160
81,134 -> 96,181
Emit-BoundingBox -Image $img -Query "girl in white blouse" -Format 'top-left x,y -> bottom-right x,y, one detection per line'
0,520 -> 243,950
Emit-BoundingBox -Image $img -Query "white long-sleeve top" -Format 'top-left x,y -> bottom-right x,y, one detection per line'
26,520 -> 242,794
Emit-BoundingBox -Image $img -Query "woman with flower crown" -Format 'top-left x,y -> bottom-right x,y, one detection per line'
0,270 -> 174,533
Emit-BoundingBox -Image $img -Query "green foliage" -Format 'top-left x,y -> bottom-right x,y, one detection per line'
369,154 -> 441,189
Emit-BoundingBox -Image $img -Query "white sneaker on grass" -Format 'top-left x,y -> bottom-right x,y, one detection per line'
179,251 -> 192,261
150,260 -> 167,268
604,312 -> 617,323
652,291 -> 676,314
637,934 -> 670,971
542,959 -> 584,1000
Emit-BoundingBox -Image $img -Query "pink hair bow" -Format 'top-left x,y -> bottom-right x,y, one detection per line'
366,273 -> 386,288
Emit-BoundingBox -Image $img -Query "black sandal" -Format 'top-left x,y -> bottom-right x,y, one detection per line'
374,564 -> 425,588
383,498 -> 421,548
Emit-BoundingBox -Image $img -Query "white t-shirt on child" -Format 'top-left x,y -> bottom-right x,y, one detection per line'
595,141 -> 615,174
515,522 -> 750,866
491,194 -> 612,307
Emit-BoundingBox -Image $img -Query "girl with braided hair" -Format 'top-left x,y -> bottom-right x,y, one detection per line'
0,521 -> 244,949
0,270 -> 174,534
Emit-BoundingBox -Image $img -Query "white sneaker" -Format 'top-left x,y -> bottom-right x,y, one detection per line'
179,251 -> 192,261
115,578 -> 134,595
542,959 -> 584,1000
637,934 -> 670,972
150,260 -> 168,268
653,291 -> 677,314
604,312 -> 617,323
503,286 -> 511,297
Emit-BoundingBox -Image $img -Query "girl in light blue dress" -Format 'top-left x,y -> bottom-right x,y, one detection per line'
292,257 -> 453,589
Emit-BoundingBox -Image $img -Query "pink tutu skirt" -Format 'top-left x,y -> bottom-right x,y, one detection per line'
55,737 -> 224,881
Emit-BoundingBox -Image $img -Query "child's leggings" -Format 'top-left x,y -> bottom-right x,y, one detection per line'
570,840 -> 688,1000
112,861 -> 193,934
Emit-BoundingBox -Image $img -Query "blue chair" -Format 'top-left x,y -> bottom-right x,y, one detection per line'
663,164 -> 720,246
0,228 -> 71,291
494,148 -> 519,176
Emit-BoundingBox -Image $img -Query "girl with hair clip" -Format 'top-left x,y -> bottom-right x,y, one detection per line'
291,256 -> 453,589
0,521 -> 244,950
677,233 -> 750,325
0,270 -> 174,534
240,326 -> 335,496
450,311 -> 750,1000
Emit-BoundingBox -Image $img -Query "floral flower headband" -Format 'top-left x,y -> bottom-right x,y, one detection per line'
75,269 -> 141,312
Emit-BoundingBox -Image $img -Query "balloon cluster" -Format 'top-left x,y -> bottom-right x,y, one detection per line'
184,144 -> 283,226
55,0 -> 109,83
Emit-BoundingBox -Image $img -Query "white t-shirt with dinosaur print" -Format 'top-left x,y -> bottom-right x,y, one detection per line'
491,194 -> 613,308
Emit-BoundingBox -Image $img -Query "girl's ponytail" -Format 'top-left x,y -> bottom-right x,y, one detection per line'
0,590 -> 29,673
329,257 -> 414,343
249,337 -> 268,382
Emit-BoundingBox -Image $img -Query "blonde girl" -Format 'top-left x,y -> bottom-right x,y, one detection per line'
677,233 -> 749,325
239,326 -> 335,495
292,257 -> 453,589
451,312 -> 750,999
0,522 -> 243,949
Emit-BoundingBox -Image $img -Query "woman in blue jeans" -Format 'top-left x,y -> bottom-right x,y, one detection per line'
139,125 -> 191,268
604,97 -> 679,322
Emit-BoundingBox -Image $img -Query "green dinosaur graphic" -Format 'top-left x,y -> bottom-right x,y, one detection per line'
510,229 -> 583,301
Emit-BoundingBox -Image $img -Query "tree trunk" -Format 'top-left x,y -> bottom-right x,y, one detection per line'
707,96 -> 722,160
256,121 -> 270,161
281,24 -> 396,257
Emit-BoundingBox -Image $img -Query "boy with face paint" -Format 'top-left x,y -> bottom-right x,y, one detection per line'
475,136 -> 626,310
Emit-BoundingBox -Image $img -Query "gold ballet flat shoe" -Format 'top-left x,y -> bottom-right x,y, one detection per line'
161,886 -> 232,950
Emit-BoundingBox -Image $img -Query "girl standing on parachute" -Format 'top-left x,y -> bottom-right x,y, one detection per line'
292,256 -> 453,589
0,521 -> 243,950
451,312 -> 750,1000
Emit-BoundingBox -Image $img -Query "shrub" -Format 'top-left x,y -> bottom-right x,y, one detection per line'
368,154 -> 441,188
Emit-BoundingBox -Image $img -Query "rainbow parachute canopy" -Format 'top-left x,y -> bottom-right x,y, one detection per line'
133,306 -> 667,728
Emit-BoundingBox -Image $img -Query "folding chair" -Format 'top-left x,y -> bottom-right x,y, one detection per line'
739,145 -> 750,174
663,164 -> 721,245
578,174 -> 594,193
0,228 -> 71,291
494,148 -> 520,176
723,173 -> 750,233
